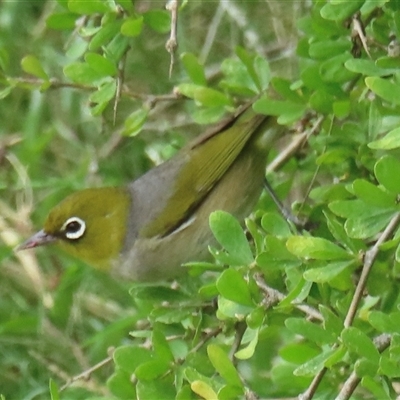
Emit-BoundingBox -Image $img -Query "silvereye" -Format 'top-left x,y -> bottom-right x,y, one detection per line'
18,103 -> 281,281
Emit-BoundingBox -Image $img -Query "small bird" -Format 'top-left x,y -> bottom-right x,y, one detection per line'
18,103 -> 281,281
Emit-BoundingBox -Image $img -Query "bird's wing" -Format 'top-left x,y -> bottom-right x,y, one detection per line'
139,105 -> 269,238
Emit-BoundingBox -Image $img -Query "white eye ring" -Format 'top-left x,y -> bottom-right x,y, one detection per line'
62,217 -> 86,240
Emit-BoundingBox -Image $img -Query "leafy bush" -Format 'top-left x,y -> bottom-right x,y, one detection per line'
1,1 -> 400,399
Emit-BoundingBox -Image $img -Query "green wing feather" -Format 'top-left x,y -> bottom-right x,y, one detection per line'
140,105 -> 270,238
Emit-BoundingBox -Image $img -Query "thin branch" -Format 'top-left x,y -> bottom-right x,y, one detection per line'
299,370 -> 326,400
189,327 -> 223,354
266,115 -> 324,173
335,334 -> 391,400
351,12 -> 371,58
255,274 -> 323,322
113,46 -> 129,124
263,178 -> 303,228
229,322 -> 247,362
344,213 -> 400,328
199,2 -> 225,64
60,351 -> 114,392
296,116 -> 333,217
8,77 -> 183,104
300,213 -> 400,400
165,0 -> 179,78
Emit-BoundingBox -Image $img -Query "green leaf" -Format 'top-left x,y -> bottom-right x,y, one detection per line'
220,58 -> 258,95
50,265 -> 82,328
49,379 -> 60,400
344,210 -> 395,239
191,381 -> 218,400
319,53 -> 356,83
216,268 -> 254,307
234,328 -> 259,360
319,305 -> 343,338
85,53 -> 117,76
135,359 -> 171,380
285,318 -> 336,345
21,55 -> 48,80
218,385 -> 244,400
104,34 -> 129,64
361,376 -> 392,400
294,348 -> 338,376
333,100 -> 351,118
89,20 -> 122,51
136,379 -> 175,400
89,80 -> 117,104
320,0 -> 364,21
181,53 -> 207,86
191,106 -> 226,124
153,327 -> 174,362
380,354 -> 400,377
107,370 -> 136,398
253,55 -> 271,92
253,97 -> 306,124
396,243 -> 400,263
185,367 -> 220,390
345,58 -> 394,76
235,46 -> 261,91
209,211 -> 254,265
261,212 -> 292,237
365,77 -> 400,106
178,83 -> 232,107
176,385 -> 196,400
355,359 -> 379,377
279,342 -> 320,364
68,0 -> 110,14
324,211 -> 362,254
369,126 -> 400,150
256,236 -> 301,271
341,327 -> 380,363
376,56 -> 400,69
143,10 -> 171,33
122,108 -> 149,137
245,307 -> 265,329
114,345 -> 152,374
309,39 -> 351,59
303,260 -> 354,283
217,297 -> 253,320
121,16 -> 144,37
329,199 -> 396,239
375,155 -> 400,194
286,236 -> 350,260
63,62 -> 106,85
353,179 -> 395,208
46,12 -> 77,30
207,344 -> 243,387
368,311 -> 400,334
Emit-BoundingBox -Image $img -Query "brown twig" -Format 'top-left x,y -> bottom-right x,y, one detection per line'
113,47 -> 129,124
189,327 -> 223,355
60,350 -> 114,392
344,213 -> 400,328
8,77 -> 183,104
229,321 -> 247,362
335,334 -> 391,400
165,0 -> 179,78
266,115 -> 324,173
300,213 -> 400,400
351,12 -> 371,58
255,274 -> 323,322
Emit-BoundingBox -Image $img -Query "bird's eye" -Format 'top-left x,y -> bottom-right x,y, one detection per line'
61,217 -> 86,240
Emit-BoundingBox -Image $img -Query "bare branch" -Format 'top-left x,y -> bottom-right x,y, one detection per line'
165,0 -> 179,78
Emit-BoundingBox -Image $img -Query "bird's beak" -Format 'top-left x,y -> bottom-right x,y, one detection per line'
16,229 -> 57,251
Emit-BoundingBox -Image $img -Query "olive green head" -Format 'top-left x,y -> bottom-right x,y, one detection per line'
19,187 -> 131,270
